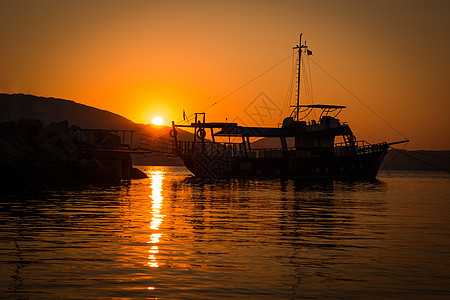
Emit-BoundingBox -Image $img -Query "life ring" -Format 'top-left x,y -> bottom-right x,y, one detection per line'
196,128 -> 206,140
351,134 -> 357,144
169,129 -> 178,138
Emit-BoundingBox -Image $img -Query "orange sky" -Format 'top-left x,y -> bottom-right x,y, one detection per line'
1,0 -> 449,150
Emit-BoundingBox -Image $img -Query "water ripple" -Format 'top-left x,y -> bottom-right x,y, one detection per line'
0,167 -> 449,299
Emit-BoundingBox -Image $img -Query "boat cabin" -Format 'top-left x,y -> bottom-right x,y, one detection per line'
171,105 -> 365,160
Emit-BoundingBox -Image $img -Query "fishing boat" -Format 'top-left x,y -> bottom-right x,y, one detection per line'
169,34 -> 408,179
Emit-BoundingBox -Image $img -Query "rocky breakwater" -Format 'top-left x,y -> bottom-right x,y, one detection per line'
0,119 -> 147,190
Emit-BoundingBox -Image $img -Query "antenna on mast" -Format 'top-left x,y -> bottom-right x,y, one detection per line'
292,33 -> 311,121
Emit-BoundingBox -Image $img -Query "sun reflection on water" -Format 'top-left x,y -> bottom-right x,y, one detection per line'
147,171 -> 165,269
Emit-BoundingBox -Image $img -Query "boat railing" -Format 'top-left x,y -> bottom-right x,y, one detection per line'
249,148 -> 289,159
176,139 -> 388,158
175,140 -> 247,157
356,141 -> 388,154
334,140 -> 388,156
176,140 -> 290,159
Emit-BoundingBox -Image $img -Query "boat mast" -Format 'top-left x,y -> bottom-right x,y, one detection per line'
293,33 -> 308,121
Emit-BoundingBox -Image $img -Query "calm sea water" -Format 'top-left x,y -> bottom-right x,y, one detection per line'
1,167 -> 449,299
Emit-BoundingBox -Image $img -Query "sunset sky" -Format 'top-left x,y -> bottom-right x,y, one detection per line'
1,0 -> 449,150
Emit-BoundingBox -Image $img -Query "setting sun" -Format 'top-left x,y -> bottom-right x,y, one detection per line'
151,116 -> 164,126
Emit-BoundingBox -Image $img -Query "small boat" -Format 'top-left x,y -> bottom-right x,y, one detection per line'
170,34 -> 408,179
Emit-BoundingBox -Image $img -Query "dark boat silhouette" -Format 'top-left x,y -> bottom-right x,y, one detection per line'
170,34 -> 408,179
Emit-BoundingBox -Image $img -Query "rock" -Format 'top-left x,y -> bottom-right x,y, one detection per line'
37,120 -> 68,142
0,119 -> 146,191
131,167 -> 147,179
98,133 -> 121,149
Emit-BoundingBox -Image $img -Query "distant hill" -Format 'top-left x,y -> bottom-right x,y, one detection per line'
0,93 -> 189,166
0,93 -> 138,130
0,93 -> 194,138
381,150 -> 450,172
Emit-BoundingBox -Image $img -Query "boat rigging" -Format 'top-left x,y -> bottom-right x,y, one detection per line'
168,34 -> 409,179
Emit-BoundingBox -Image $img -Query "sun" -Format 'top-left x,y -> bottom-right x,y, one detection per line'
151,116 -> 164,126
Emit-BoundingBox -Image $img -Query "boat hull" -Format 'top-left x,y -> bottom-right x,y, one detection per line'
180,149 -> 388,180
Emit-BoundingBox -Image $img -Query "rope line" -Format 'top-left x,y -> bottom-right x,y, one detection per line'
384,140 -> 408,168
279,50 -> 296,123
389,147 -> 450,173
145,49 -> 410,146
146,51 -> 296,141
309,57 -> 408,140
381,160 -> 392,178
197,51 -> 295,115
